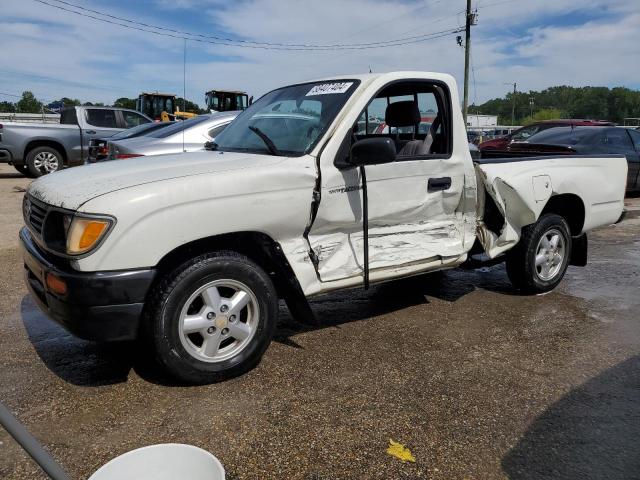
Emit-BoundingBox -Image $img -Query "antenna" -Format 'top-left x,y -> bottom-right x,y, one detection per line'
182,38 -> 187,152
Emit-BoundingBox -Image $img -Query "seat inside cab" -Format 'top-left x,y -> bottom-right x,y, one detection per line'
353,81 -> 452,158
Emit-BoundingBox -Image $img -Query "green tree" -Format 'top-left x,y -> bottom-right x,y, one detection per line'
474,85 -> 640,124
176,97 -> 205,114
113,97 -> 137,109
59,97 -> 81,107
0,101 -> 16,113
519,108 -> 564,126
16,91 -> 43,113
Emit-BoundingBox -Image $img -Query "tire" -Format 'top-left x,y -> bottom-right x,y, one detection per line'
26,146 -> 62,177
506,213 -> 572,294
145,251 -> 278,384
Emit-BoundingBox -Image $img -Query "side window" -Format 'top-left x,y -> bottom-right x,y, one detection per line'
208,124 -> 227,138
85,109 -> 117,128
603,129 -> 633,149
354,82 -> 451,159
122,111 -> 150,128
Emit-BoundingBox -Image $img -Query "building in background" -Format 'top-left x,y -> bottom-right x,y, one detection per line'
466,114 -> 498,129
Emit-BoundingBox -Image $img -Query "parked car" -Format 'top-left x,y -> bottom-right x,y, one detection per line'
483,126 -> 640,192
106,112 -> 238,160
0,106 -> 152,176
479,119 -> 616,153
86,121 -> 175,163
21,71 -> 626,383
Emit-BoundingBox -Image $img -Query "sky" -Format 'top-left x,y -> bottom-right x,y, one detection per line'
2,0 -> 640,109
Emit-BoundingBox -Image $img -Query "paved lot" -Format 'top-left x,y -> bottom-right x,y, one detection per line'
0,163 -> 639,479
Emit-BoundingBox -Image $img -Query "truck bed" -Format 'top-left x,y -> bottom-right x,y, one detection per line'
474,154 -> 627,258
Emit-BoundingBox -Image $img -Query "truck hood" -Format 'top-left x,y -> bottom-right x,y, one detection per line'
28,151 -> 284,211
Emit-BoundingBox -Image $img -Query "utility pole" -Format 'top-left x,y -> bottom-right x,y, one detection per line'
462,0 -> 475,127
511,82 -> 516,126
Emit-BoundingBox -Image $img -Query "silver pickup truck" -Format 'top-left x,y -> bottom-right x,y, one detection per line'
0,106 -> 152,177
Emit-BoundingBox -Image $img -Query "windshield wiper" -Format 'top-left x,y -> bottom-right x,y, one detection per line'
248,126 -> 281,156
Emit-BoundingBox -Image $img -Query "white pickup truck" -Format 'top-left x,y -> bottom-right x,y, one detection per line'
20,72 -> 627,383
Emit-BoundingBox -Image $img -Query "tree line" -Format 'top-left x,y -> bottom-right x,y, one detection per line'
471,85 -> 640,125
0,91 -> 205,114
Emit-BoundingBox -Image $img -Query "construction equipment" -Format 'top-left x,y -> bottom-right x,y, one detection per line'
205,90 -> 251,113
136,92 -> 198,122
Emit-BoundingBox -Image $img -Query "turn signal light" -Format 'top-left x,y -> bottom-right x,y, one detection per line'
46,273 -> 67,295
66,217 -> 112,255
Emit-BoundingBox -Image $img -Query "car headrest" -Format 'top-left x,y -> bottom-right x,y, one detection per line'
385,101 -> 420,128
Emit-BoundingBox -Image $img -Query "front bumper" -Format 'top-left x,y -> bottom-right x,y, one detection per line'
20,227 -> 156,341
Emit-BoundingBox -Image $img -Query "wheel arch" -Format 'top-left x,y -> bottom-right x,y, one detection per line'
153,231 -> 315,323
540,193 -> 586,236
24,139 -> 68,165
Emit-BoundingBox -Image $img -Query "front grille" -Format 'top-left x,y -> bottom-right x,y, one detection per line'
24,195 -> 50,237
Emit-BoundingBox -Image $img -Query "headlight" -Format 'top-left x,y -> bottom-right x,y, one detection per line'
66,216 -> 113,255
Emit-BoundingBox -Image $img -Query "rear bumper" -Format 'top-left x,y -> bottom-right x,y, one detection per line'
20,227 -> 156,341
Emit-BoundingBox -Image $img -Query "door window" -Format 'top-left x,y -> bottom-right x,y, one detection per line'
85,109 -> 117,128
122,111 -> 150,128
207,124 -> 227,139
354,82 -> 451,158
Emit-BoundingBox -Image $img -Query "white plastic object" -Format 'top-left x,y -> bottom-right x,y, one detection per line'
88,443 -> 225,480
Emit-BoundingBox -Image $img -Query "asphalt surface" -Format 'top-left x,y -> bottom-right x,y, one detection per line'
0,163 -> 639,479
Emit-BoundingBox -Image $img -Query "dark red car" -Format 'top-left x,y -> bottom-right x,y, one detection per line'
479,119 -> 615,151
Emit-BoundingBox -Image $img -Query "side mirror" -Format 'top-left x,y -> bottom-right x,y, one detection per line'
349,137 -> 396,167
204,141 -> 217,151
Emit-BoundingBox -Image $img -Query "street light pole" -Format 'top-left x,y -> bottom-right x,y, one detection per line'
529,97 -> 534,118
462,0 -> 473,127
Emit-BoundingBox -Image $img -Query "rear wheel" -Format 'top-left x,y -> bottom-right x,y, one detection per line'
506,213 -> 572,294
26,146 -> 62,177
145,251 -> 278,384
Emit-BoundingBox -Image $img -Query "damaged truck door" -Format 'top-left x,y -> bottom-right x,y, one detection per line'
308,79 -> 475,285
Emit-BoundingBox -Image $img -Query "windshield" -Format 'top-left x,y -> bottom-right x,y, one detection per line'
147,115 -> 212,139
212,80 -> 360,156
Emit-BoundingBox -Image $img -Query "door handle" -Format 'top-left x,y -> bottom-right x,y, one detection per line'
85,130 -> 96,135
428,177 -> 451,192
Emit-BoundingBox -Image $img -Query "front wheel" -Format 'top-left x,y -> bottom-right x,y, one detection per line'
145,252 -> 278,384
506,213 -> 572,294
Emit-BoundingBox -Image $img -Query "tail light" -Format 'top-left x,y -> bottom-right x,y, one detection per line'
114,153 -> 144,159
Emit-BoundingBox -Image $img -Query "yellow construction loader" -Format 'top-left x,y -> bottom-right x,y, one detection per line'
205,89 -> 252,112
136,92 -> 198,122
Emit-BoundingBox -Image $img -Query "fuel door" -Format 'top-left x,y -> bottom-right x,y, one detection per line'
532,175 -> 552,202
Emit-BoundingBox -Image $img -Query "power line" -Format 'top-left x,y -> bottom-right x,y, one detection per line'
34,0 -> 463,51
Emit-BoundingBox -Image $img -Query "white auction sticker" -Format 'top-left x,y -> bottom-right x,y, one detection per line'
306,82 -> 353,96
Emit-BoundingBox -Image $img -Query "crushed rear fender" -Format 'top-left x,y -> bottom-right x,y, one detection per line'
474,164 -> 538,258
